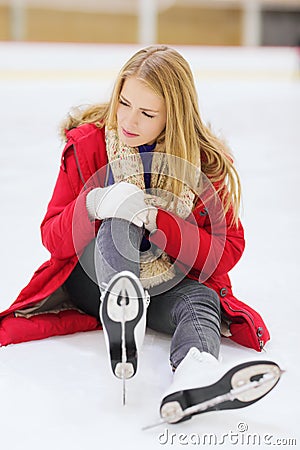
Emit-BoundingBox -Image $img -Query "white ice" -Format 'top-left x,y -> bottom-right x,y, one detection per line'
0,43 -> 299,449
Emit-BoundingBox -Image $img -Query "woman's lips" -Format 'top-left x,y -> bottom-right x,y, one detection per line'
122,127 -> 139,138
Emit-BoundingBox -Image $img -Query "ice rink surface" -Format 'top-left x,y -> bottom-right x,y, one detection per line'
0,42 -> 299,449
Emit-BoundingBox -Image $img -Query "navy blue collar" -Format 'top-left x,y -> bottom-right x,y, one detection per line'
138,142 -> 156,153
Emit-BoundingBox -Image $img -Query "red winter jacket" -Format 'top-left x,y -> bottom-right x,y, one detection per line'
0,124 -> 270,350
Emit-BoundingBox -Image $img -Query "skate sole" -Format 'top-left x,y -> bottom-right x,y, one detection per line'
100,272 -> 145,379
160,360 -> 282,423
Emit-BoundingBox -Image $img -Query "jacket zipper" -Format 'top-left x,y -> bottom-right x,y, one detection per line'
223,300 -> 264,350
223,300 -> 255,326
73,144 -> 86,188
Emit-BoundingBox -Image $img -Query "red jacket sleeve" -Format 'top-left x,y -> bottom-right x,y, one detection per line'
40,147 -> 97,261
150,206 -> 245,279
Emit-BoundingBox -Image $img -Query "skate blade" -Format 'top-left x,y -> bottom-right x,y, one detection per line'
157,362 -> 284,426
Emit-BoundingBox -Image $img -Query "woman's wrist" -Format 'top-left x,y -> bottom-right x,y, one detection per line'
144,206 -> 158,233
86,188 -> 104,220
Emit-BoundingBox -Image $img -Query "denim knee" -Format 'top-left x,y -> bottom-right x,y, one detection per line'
171,283 -> 221,325
190,286 -> 221,317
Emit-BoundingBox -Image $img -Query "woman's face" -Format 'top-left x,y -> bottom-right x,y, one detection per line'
116,76 -> 167,147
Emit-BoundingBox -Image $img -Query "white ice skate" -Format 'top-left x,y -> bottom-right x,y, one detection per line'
159,348 -> 283,425
99,270 -> 149,404
144,347 -> 283,428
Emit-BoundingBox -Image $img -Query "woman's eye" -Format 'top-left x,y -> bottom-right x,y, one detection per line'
119,99 -> 154,118
142,111 -> 154,119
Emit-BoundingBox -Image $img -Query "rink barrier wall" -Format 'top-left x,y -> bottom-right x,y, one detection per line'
0,4 -> 243,45
0,2 -> 300,46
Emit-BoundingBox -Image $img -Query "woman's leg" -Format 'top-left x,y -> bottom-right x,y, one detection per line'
63,238 -> 101,319
96,219 -> 146,380
147,278 -> 221,369
155,282 -> 282,425
95,218 -> 143,286
64,218 -> 143,320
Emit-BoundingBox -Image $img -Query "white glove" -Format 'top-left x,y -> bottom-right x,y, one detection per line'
86,181 -> 148,227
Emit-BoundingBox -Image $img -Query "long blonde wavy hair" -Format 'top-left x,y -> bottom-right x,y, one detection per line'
62,45 -> 241,225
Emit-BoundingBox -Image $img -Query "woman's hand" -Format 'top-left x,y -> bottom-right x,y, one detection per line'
86,181 -> 148,227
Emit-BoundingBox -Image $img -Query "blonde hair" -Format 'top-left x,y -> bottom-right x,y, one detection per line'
62,45 -> 241,225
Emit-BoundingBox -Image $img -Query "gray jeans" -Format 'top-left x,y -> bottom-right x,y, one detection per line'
65,218 -> 221,368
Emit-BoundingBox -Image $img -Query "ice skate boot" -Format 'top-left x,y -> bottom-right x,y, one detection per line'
160,347 -> 283,424
100,270 -> 149,381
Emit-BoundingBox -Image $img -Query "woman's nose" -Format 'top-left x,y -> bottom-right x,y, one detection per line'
124,109 -> 139,129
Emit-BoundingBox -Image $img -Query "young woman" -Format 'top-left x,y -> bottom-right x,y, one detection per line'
0,45 -> 281,423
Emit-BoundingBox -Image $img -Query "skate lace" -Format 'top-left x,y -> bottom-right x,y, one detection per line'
189,347 -> 204,362
189,348 -> 217,365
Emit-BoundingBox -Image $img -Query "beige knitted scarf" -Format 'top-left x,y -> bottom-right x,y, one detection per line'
105,128 -> 196,289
